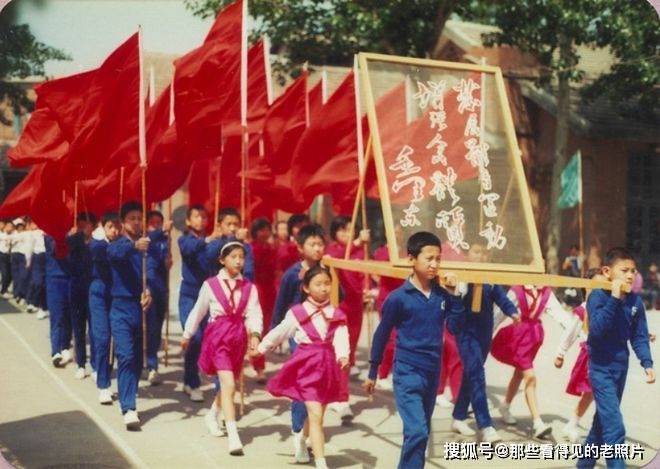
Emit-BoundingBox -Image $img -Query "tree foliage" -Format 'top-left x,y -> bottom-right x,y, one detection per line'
0,8 -> 70,124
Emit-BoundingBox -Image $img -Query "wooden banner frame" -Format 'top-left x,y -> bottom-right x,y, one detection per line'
357,52 -> 544,273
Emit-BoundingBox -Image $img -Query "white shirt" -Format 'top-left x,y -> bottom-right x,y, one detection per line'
493,286 -> 571,330
556,302 -> 588,358
183,269 -> 263,340
0,232 -> 10,254
31,230 -> 46,254
9,231 -> 33,262
92,226 -> 106,241
257,300 -> 350,361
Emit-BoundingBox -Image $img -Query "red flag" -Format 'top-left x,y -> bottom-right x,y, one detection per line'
174,0 -> 243,162
7,106 -> 69,168
0,165 -> 44,217
290,71 -> 360,213
54,33 -> 140,182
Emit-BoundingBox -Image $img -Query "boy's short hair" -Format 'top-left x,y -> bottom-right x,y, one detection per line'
186,204 -> 206,219
296,223 -> 325,246
287,213 -> 310,237
120,201 -> 143,220
218,207 -> 240,222
250,217 -> 271,239
603,247 -> 635,267
330,215 -> 351,241
147,210 -> 164,222
407,231 -> 442,257
77,211 -> 97,225
101,211 -> 120,226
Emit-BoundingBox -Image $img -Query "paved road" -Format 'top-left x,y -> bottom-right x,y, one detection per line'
1,298 -> 658,468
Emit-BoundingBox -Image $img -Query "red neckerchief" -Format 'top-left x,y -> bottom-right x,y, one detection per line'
302,298 -> 331,323
223,278 -> 243,311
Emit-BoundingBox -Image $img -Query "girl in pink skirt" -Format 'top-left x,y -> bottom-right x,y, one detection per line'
255,265 -> 349,469
182,241 -> 263,456
491,285 -> 568,439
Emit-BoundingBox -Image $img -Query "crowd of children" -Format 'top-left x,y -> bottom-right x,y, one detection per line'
1,205 -> 656,469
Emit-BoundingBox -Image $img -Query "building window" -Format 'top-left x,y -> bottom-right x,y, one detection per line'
627,152 -> 660,269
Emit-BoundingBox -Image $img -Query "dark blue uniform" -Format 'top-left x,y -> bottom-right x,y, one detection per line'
45,236 -> 72,356
67,232 -> 93,369
178,232 -> 211,390
27,241 -> 47,311
89,238 -> 114,390
577,289 -> 653,469
146,229 -> 169,371
107,235 -> 157,413
369,279 -> 464,469
452,284 -> 517,429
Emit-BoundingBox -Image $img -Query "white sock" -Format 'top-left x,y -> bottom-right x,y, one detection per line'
209,401 -> 219,417
225,420 -> 239,438
534,417 -> 545,428
315,456 -> 328,469
501,402 -> 510,409
567,414 -> 579,428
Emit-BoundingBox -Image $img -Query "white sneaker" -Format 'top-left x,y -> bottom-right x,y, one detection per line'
74,367 -> 86,380
375,376 -> 393,391
205,411 -> 225,437
123,410 -> 140,430
481,426 -> 502,443
36,309 -> 49,320
52,353 -> 63,368
61,349 -> 72,365
1,292 -> 11,299
435,395 -> 454,408
148,369 -> 161,386
99,389 -> 113,405
349,366 -> 361,378
18,298 -> 26,307
227,431 -> 244,456
328,402 -> 353,423
499,405 -> 517,425
292,431 -> 310,463
533,420 -> 552,439
26,304 -> 35,313
92,371 -> 98,383
562,423 -> 580,443
184,385 -> 204,402
451,419 -> 476,436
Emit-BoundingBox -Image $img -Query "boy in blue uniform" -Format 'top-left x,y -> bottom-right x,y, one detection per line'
178,204 -> 223,402
364,232 -> 463,469
45,235 -> 73,367
145,210 -> 172,385
271,223 -> 325,464
577,247 -> 655,469
89,212 -> 121,405
205,207 -> 254,281
67,212 -> 96,380
108,201 -> 154,430
451,243 -> 519,442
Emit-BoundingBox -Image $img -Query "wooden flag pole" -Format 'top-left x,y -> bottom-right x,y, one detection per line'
239,0 -> 248,416
141,167 -> 148,366
138,26 -> 148,367
163,196 -> 173,366
73,181 -> 79,227
119,167 -> 125,212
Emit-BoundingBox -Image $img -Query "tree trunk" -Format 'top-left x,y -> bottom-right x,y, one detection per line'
430,0 -> 459,58
545,35 -> 572,274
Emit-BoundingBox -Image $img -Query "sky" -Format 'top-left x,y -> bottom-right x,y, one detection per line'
6,0 -> 215,77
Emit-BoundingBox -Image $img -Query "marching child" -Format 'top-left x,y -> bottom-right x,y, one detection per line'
249,217 -> 277,383
491,282 -> 569,438
577,247 -> 654,469
450,245 -> 520,442
276,214 -> 310,276
45,234 -> 73,367
107,202 -> 154,430
271,223 -> 326,463
182,241 -> 262,456
257,265 -> 350,469
0,221 -> 13,298
26,221 -> 48,319
364,231 -> 463,469
89,212 -> 121,405
9,218 -> 30,306
205,208 -> 254,280
178,204 -> 222,402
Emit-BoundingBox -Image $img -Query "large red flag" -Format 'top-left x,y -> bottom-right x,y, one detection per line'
290,71 -> 360,213
308,75 -> 324,125
54,33 -> 140,183
0,165 -> 44,217
8,107 -> 68,168
174,0 -> 243,162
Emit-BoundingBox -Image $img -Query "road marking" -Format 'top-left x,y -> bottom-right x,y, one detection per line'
0,316 -> 149,469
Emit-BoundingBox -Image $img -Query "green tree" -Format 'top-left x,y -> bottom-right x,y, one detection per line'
0,4 -> 70,125
482,0 -> 659,272
185,0 -> 489,79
